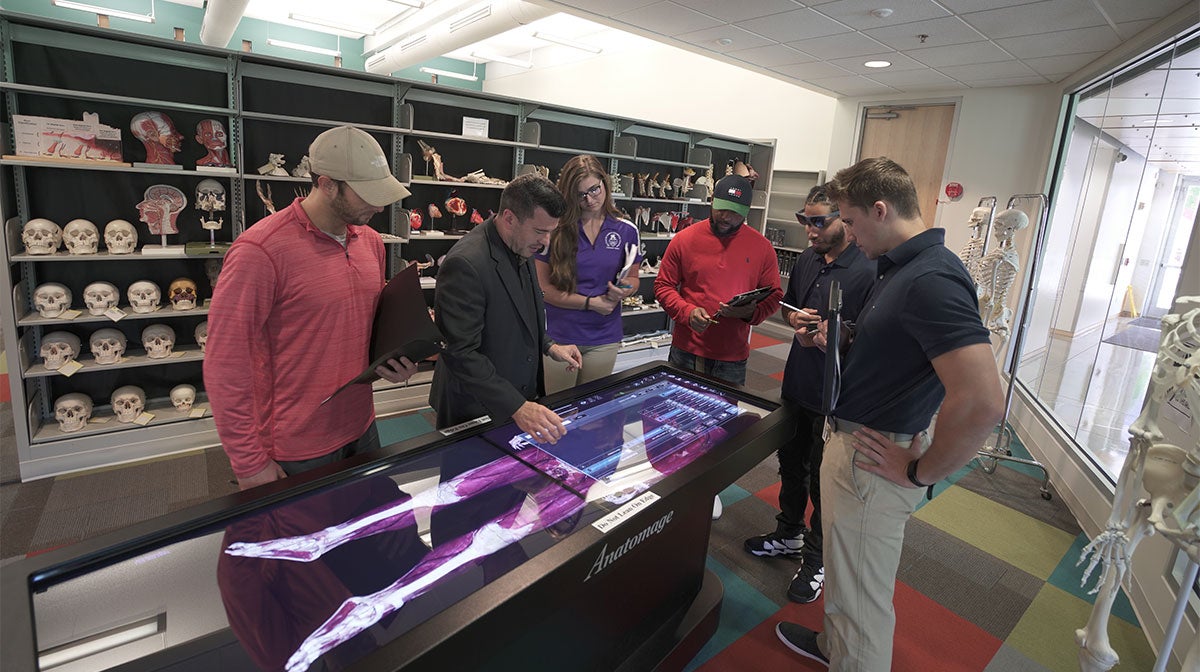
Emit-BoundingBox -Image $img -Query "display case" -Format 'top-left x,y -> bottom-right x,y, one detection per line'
1,363 -> 797,672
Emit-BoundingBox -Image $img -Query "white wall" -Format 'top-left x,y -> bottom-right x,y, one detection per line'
482,38 -> 837,172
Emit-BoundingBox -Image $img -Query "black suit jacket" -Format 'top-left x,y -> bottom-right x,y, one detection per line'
429,218 -> 553,428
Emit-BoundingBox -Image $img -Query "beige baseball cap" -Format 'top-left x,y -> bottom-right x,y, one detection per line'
309,125 -> 410,207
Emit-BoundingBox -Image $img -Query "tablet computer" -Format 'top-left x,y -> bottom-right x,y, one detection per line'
726,286 -> 773,307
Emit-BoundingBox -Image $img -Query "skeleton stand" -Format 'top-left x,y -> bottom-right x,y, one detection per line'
976,193 -> 1052,499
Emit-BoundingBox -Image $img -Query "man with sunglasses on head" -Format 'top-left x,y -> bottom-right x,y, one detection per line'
743,184 -> 874,607
775,158 -> 1004,670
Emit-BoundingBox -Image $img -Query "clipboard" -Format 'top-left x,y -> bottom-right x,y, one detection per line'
321,264 -> 444,405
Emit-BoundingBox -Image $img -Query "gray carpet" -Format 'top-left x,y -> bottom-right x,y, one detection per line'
1101,325 -> 1161,354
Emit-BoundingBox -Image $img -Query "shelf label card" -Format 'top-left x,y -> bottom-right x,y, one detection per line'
104,307 -> 127,322
170,350 -> 187,358
189,406 -> 208,419
462,116 -> 489,138
59,309 -> 82,320
57,360 -> 84,377
133,412 -> 154,426
88,416 -> 111,424
591,491 -> 660,534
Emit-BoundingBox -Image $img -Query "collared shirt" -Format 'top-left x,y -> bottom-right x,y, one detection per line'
535,215 -> 641,346
833,228 -> 990,434
204,198 -> 386,478
780,244 -> 875,411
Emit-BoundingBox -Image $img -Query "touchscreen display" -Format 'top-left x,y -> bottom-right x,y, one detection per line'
29,369 -> 771,672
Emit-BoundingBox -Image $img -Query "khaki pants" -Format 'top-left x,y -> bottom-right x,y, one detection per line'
542,341 -> 621,394
819,423 -> 928,672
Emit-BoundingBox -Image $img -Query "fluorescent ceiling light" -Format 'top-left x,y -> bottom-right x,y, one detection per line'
52,0 -> 154,23
288,13 -> 375,37
533,31 -> 601,54
471,51 -> 532,69
266,38 -> 341,57
864,60 -> 891,68
420,67 -> 478,82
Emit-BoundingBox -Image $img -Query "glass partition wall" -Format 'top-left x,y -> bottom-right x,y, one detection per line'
1017,30 -> 1199,480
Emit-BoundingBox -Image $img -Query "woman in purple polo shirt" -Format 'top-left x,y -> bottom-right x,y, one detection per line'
535,154 -> 641,393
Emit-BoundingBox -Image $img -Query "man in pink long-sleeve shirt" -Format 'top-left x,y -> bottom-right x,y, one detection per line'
204,126 -> 418,490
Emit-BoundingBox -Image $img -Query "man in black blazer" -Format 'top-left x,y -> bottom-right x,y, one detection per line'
430,173 -> 583,442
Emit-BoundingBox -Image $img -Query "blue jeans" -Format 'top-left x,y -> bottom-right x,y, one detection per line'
668,346 -> 747,386
278,423 -> 381,476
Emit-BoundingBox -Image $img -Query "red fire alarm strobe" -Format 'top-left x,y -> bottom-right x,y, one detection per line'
945,182 -> 964,200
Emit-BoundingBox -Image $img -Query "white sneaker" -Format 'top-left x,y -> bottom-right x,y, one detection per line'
712,495 -> 723,520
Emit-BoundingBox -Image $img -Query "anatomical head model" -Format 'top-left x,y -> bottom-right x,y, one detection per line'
195,179 -> 226,231
22,218 -> 62,255
89,328 -> 127,365
137,184 -> 187,236
83,281 -> 120,315
111,385 -> 146,423
103,219 -> 138,254
195,119 -> 231,168
63,219 -> 99,255
54,393 -> 93,433
40,331 -> 81,370
130,111 -> 184,165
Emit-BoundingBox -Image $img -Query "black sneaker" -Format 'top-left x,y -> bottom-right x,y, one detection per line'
743,530 -> 804,557
776,622 -> 829,667
787,555 -> 825,603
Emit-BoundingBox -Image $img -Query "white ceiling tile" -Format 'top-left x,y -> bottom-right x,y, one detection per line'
937,59 -> 1036,80
552,0 -> 661,14
811,0 -> 950,30
1114,19 -> 1162,40
1108,69 -> 1168,98
1022,51 -> 1107,76
804,74 -> 900,96
827,51 -> 929,74
783,32 -> 889,59
996,25 -> 1122,59
863,67 -> 960,87
906,41 -> 1011,68
771,60 -> 855,79
960,0 -> 1107,40
967,75 -> 1052,87
862,16 -> 984,51
1165,44 -> 1200,69
668,0 -> 803,23
1164,70 -> 1200,99
727,43 -> 816,67
614,1 -> 723,36
1091,0 -> 1193,24
675,24 -> 774,52
937,0 -> 1038,12
736,8 -> 853,42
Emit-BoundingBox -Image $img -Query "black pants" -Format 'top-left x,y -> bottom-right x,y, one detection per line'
278,423 -> 381,477
777,406 -> 824,559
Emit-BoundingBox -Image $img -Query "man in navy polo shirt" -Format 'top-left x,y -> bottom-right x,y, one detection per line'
743,184 -> 874,610
776,158 -> 1004,670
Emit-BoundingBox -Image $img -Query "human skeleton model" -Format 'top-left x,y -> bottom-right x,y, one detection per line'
129,111 -> 183,165
194,119 -> 231,168
417,139 -> 460,182
1076,297 -> 1200,672
957,206 -> 991,280
224,449 -> 591,672
975,208 -> 1028,339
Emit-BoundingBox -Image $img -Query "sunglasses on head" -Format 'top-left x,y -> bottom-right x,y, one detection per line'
795,211 -> 839,229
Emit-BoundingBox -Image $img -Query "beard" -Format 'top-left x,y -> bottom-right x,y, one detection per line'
330,187 -> 375,226
810,226 -> 846,255
709,219 -> 741,237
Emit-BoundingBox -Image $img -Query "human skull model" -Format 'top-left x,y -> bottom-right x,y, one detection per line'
167,278 -> 198,311
111,386 -> 146,423
194,321 -> 208,353
22,218 -> 62,255
40,331 -> 81,370
90,328 -> 127,365
127,280 -> 161,314
205,259 -> 222,290
992,208 -> 1030,242
141,323 -> 176,359
195,179 -> 226,213
33,283 -> 73,318
83,281 -> 120,315
170,384 -> 196,412
54,393 -> 93,432
62,219 -> 99,255
103,219 -> 138,255
968,207 -> 990,228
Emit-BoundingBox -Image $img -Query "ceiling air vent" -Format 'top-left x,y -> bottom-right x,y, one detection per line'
449,4 -> 492,33
399,33 -> 427,52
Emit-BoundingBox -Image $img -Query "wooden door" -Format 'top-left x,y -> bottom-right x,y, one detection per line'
858,104 -> 955,226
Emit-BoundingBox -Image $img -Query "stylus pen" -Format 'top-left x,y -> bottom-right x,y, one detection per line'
780,301 -> 803,313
